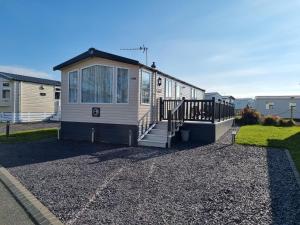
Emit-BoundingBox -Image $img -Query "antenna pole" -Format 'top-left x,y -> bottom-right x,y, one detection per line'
120,45 -> 149,65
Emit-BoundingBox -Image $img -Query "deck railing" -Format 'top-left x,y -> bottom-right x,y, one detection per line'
160,97 -> 235,123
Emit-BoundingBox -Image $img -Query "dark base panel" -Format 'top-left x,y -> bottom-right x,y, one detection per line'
178,118 -> 234,144
61,121 -> 139,146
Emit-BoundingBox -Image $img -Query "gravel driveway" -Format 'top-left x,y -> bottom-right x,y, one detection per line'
0,129 -> 299,225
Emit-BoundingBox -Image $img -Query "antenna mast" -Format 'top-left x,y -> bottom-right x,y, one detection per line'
120,44 -> 148,65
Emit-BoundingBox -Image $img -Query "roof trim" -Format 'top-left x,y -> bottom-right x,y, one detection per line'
255,96 -> 300,99
0,72 -> 61,86
139,64 -> 205,92
53,48 -> 139,71
53,48 -> 205,92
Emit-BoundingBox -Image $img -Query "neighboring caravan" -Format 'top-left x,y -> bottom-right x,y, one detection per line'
235,98 -> 255,114
0,72 -> 61,122
255,96 -> 300,119
205,92 -> 235,104
54,48 -> 234,147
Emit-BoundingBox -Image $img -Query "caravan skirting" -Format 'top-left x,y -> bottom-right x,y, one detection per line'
60,121 -> 139,146
0,112 -> 56,123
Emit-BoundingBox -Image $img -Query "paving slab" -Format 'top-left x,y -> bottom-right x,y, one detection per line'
0,181 -> 35,225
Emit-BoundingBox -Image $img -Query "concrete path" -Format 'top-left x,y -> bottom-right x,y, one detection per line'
0,181 -> 35,225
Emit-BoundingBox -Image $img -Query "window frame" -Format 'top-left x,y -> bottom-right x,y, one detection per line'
80,64 -> 115,104
140,69 -> 151,105
266,102 -> 274,110
68,70 -> 79,104
165,78 -> 172,98
116,67 -> 129,104
175,82 -> 182,100
2,89 -> 11,100
191,88 -> 196,100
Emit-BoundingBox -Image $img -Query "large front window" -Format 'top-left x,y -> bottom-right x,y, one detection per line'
68,71 -> 78,103
81,65 -> 113,103
117,68 -> 129,103
141,71 -> 151,104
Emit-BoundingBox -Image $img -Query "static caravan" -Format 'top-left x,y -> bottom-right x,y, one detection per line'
255,96 -> 300,119
0,72 -> 61,123
54,48 -> 234,147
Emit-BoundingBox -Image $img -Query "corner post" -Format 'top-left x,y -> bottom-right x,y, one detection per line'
159,97 -> 163,121
211,97 -> 215,123
218,99 -> 221,122
167,110 -> 172,148
182,97 -> 185,122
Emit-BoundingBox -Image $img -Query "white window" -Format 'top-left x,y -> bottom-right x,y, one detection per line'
2,90 -> 10,99
175,83 -> 182,99
117,68 -> 129,103
191,88 -> 196,99
68,71 -> 78,103
266,102 -> 274,110
165,79 -> 172,98
289,102 -> 296,108
141,71 -> 151,104
81,65 -> 113,103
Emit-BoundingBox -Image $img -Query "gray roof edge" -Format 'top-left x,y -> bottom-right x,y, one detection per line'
0,72 -> 61,86
139,64 -> 205,92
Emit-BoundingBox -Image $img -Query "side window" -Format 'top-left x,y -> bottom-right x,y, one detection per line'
266,102 -> 274,110
191,88 -> 196,99
165,79 -> 172,98
140,71 -> 151,104
117,68 -> 129,103
68,71 -> 78,103
2,90 -> 10,99
175,83 -> 181,99
1,82 -> 11,100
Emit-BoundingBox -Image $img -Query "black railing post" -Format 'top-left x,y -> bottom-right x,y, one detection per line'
222,100 -> 225,120
167,110 -> 172,132
182,97 -> 185,122
218,99 -> 221,122
211,97 -> 215,123
159,97 -> 163,121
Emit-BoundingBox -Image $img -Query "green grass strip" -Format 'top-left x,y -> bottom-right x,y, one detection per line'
236,125 -> 300,172
0,128 -> 57,143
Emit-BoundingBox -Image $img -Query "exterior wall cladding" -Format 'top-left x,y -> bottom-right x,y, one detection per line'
255,97 -> 300,119
59,56 -> 205,146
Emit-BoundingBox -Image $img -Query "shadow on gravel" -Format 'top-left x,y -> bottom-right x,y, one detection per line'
0,139 -> 208,168
266,147 -> 300,224
0,140 -> 125,168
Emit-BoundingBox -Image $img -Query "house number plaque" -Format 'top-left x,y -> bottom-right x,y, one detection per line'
92,107 -> 100,117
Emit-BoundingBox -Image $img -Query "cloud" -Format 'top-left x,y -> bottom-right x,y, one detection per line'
0,65 -> 51,79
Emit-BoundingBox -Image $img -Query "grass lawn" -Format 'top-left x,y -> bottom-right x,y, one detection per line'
236,125 -> 300,172
0,128 -> 57,143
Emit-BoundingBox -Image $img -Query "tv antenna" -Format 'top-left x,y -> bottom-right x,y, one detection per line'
121,44 -> 148,65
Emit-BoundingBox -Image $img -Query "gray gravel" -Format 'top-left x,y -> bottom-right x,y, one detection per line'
0,129 -> 299,225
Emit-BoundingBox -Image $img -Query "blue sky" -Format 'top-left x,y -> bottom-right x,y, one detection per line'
0,0 -> 300,97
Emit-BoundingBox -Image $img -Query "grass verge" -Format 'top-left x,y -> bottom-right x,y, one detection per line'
236,125 -> 300,172
0,128 -> 57,143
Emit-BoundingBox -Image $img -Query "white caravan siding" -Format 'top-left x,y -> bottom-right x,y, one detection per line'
61,57 -> 140,125
20,82 -> 56,113
255,97 -> 300,119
